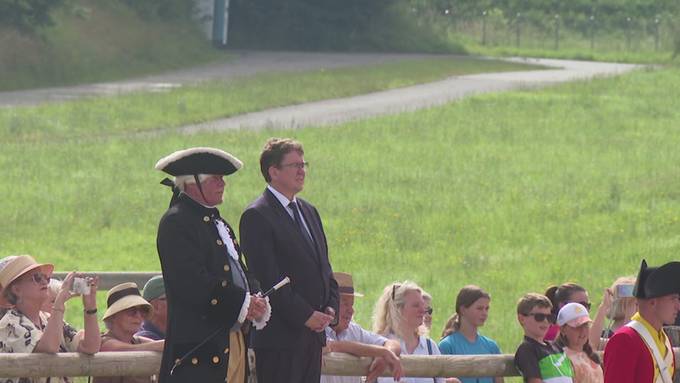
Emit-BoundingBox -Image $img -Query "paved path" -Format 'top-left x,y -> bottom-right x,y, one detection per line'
176,57 -> 640,134
0,52 -> 641,134
0,51 -> 443,107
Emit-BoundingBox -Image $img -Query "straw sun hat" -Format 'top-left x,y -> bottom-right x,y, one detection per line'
103,282 -> 152,321
0,255 -> 54,307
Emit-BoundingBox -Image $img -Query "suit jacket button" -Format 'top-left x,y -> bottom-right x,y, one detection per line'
223,264 -> 230,272
203,216 -> 210,222
221,280 -> 228,287
216,239 -> 223,246
224,347 -> 229,354
212,356 -> 220,364
175,358 -> 181,365
211,298 -> 218,305
191,357 -> 199,365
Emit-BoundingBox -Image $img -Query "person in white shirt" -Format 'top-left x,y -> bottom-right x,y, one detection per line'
373,281 -> 455,383
322,272 -> 402,383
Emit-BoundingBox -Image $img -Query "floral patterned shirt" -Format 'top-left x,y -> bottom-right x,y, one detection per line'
0,309 -> 79,383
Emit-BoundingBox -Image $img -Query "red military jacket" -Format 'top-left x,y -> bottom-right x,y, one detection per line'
604,325 -> 676,383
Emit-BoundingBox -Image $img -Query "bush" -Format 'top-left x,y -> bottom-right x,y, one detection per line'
0,0 -> 64,32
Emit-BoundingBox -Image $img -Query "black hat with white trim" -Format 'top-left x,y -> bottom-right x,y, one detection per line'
633,259 -> 680,299
155,147 -> 242,176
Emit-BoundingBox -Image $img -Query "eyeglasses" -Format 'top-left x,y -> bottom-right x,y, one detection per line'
30,272 -> 50,285
524,312 -> 556,323
576,301 -> 592,311
279,161 -> 309,170
425,307 -> 433,315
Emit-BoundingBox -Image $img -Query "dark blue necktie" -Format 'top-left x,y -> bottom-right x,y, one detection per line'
288,201 -> 316,252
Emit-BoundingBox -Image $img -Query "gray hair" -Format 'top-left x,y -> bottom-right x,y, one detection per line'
174,174 -> 211,191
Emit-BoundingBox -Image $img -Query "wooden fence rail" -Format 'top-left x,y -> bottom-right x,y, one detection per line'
1,350 -> 679,378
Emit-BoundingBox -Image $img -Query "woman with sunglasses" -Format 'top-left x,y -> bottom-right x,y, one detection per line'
95,282 -> 164,383
0,255 -> 101,383
372,281 -> 454,383
439,286 -> 503,383
555,303 -> 604,383
543,283 -> 608,350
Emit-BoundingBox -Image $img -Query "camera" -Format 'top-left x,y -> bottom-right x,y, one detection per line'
71,277 -> 90,295
617,283 -> 634,298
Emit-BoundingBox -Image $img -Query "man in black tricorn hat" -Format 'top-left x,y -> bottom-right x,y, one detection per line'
155,147 -> 269,383
604,259 -> 680,383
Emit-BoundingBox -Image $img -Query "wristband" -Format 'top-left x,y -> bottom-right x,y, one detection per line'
84,308 -> 97,315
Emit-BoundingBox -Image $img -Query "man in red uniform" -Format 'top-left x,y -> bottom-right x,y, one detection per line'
604,259 -> 680,383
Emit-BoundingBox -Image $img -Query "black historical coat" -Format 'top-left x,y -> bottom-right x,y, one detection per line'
239,188 -> 339,350
156,193 -> 259,383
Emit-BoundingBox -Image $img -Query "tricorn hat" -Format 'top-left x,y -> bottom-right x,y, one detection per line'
333,272 -> 363,297
633,259 -> 680,299
155,147 -> 243,176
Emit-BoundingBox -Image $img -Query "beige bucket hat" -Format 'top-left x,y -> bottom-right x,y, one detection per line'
333,272 -> 364,297
103,282 -> 152,320
0,255 -> 54,289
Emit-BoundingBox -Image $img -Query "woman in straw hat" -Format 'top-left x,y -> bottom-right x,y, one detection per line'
0,255 -> 101,383
95,282 -> 164,383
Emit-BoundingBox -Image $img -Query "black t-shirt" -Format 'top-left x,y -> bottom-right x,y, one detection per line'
514,336 -> 574,382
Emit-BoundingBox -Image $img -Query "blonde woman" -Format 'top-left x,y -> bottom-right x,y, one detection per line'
372,281 -> 452,383
603,277 -> 637,338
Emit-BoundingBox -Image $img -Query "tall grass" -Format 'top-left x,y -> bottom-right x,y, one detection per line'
1,67 -> 679,375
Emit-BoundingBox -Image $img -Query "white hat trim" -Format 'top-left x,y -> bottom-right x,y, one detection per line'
154,147 -> 243,172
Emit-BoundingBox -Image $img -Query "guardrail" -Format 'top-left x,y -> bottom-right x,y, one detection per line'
1,350 -> 679,378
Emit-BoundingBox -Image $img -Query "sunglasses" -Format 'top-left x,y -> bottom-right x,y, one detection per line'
30,272 -> 50,285
524,312 -> 556,323
425,307 -> 433,315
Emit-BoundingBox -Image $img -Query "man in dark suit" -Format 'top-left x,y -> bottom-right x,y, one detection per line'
155,147 -> 269,383
240,138 -> 339,383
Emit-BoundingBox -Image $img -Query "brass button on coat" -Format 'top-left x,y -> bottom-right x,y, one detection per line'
191,357 -> 198,365
223,264 -> 230,272
203,216 -> 210,222
212,356 -> 220,364
224,347 -> 229,354
211,298 -> 218,305
216,239 -> 223,246
221,280 -> 228,287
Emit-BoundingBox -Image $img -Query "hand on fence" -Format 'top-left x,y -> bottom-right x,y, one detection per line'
366,349 -> 403,382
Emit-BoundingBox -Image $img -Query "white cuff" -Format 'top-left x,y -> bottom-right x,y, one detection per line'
237,294 -> 251,324
252,296 -> 271,330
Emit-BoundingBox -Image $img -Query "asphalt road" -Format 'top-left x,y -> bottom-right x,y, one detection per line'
0,52 -> 641,133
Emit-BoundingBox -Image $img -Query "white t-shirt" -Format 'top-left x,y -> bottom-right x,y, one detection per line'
377,334 -> 446,383
321,322 -> 389,383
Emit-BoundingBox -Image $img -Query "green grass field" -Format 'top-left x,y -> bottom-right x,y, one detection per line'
0,56 -> 541,141
2,64 -> 680,380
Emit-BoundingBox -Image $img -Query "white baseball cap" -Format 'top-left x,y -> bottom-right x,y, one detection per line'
557,302 -> 592,327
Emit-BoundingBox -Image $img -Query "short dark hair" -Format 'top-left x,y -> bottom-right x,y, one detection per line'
259,138 -> 304,182
517,293 -> 552,315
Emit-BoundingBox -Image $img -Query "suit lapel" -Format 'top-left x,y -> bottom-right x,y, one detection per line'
263,189 -> 320,265
297,200 -> 324,260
